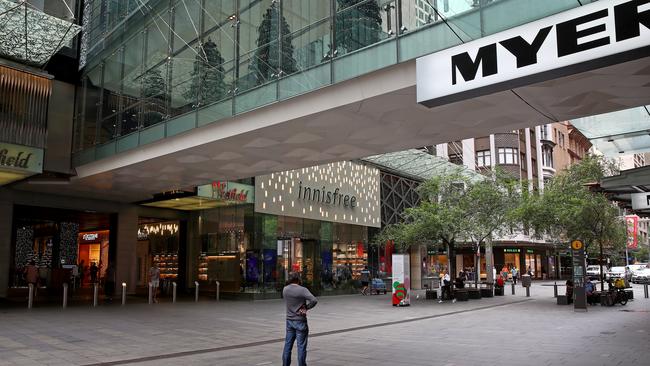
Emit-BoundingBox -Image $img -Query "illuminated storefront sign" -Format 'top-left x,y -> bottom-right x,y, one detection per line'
504,248 -> 521,253
0,142 -> 44,185
417,0 -> 650,107
197,181 -> 254,204
255,161 -> 381,227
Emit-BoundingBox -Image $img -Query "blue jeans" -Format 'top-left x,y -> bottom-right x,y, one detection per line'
282,319 -> 308,366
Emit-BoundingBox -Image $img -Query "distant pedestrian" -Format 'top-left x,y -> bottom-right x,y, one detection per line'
149,264 -> 161,303
25,260 -> 39,297
511,267 -> 518,285
360,266 -> 370,295
282,272 -> 317,366
90,262 -> 99,283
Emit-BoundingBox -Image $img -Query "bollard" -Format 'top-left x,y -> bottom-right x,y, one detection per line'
645,284 -> 649,299
553,281 -> 558,298
63,283 -> 68,309
511,283 -> 515,295
28,283 -> 34,309
172,282 -> 177,303
526,286 -> 530,297
215,280 -> 220,302
148,282 -> 153,304
93,283 -> 99,307
121,283 -> 127,305
195,281 -> 199,302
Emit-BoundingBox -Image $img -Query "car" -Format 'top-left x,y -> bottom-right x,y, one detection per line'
628,263 -> 648,273
586,265 -> 602,279
606,266 -> 631,281
631,268 -> 650,284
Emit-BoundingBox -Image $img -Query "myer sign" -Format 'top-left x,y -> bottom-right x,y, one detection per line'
417,0 -> 650,107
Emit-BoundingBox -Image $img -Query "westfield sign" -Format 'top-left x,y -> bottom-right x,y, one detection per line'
417,0 -> 650,107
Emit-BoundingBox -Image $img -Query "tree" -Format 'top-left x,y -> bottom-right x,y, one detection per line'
376,170 -> 481,282
251,2 -> 297,85
516,155 -> 626,291
184,39 -> 228,106
141,67 -> 167,126
335,0 -> 383,54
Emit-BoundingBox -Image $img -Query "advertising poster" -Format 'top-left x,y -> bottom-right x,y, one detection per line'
246,251 -> 259,284
625,215 -> 639,249
262,249 -> 277,283
391,254 -> 410,306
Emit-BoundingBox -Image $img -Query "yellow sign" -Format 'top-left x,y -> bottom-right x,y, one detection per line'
571,240 -> 583,250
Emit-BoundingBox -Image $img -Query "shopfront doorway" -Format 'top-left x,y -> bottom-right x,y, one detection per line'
279,238 -> 321,296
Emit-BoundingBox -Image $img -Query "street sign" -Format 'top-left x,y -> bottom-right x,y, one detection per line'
571,240 -> 587,311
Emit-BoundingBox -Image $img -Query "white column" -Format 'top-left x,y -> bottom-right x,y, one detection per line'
0,201 -> 12,298
436,143 -> 448,159
535,126 -> 544,190
489,134 -> 496,169
525,128 -> 533,191
116,207 -> 138,293
462,139 -> 476,171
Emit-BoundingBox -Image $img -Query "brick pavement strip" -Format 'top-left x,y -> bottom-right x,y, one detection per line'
0,282 -> 648,366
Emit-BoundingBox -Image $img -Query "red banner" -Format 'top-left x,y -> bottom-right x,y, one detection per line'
625,215 -> 639,249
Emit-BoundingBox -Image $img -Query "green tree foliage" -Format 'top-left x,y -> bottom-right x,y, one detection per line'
251,2 -> 297,85
335,0 -> 383,54
142,67 -> 166,99
184,39 -> 228,106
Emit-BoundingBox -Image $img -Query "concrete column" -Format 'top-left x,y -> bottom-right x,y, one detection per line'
0,201 -> 13,298
462,139 -> 476,170
409,246 -> 422,290
116,207 -> 138,293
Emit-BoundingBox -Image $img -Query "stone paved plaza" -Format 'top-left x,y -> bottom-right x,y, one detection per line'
0,282 -> 648,366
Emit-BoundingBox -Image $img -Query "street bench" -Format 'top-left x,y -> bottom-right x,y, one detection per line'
454,289 -> 469,301
467,288 -> 481,299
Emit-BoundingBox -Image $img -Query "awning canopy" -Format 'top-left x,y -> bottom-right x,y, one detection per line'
571,106 -> 650,157
0,0 -> 81,66
596,166 -> 650,217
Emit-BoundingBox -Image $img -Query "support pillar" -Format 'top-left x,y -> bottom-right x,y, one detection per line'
116,207 -> 138,294
0,201 -> 13,298
409,246 -> 423,290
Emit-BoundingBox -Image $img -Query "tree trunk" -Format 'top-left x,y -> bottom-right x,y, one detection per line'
599,240 -> 605,292
445,240 -> 456,282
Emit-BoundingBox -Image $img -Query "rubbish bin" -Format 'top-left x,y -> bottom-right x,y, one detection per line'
521,274 -> 532,288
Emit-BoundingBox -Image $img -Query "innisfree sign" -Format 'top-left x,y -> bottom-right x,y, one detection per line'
416,0 -> 650,108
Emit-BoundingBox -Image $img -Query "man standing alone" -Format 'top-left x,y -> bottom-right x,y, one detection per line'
282,272 -> 318,366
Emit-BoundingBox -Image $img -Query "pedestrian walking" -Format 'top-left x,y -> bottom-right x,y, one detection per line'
511,267 -> 518,285
360,266 -> 370,295
104,263 -> 116,303
25,260 -> 39,298
282,272 -> 317,366
90,262 -> 99,283
149,264 -> 161,303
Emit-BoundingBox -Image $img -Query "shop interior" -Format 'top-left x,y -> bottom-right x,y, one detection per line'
137,218 -> 180,288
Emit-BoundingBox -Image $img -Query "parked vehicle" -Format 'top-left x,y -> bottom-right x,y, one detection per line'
586,265 -> 602,280
606,266 -> 631,281
631,268 -> 650,284
628,263 -> 648,274
370,278 -> 387,295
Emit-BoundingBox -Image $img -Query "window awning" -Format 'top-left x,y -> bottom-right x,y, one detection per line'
0,0 -> 81,66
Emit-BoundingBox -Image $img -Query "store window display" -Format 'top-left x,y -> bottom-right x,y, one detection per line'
137,221 -> 179,288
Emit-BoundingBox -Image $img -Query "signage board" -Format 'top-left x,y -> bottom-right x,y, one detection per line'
625,215 -> 639,249
571,240 -> 587,310
504,248 -> 520,253
0,142 -> 44,185
392,254 -> 410,306
197,181 -> 254,204
255,161 -> 381,227
417,0 -> 650,107
631,192 -> 650,210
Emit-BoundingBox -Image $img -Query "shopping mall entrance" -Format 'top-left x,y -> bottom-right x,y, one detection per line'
278,238 -> 321,296
9,205 -> 114,296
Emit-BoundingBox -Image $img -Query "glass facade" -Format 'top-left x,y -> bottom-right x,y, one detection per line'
190,205 -> 370,298
73,0 -> 580,163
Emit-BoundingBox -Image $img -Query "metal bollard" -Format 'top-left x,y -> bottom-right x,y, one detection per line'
28,283 -> 34,309
121,283 -> 127,305
553,281 -> 558,298
148,282 -> 153,304
172,282 -> 177,303
215,280 -> 220,301
93,283 -> 99,307
63,283 -> 68,309
526,286 -> 530,297
195,281 -> 199,302
511,283 -> 515,295
645,284 -> 649,299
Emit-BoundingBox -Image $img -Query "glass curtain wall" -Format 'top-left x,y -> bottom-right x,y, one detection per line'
75,0 -> 580,156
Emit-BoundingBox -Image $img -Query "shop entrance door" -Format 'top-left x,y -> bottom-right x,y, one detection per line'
281,238 -> 321,296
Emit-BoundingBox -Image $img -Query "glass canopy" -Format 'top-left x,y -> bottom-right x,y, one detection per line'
361,149 -> 481,182
0,0 -> 81,66
570,106 -> 650,157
